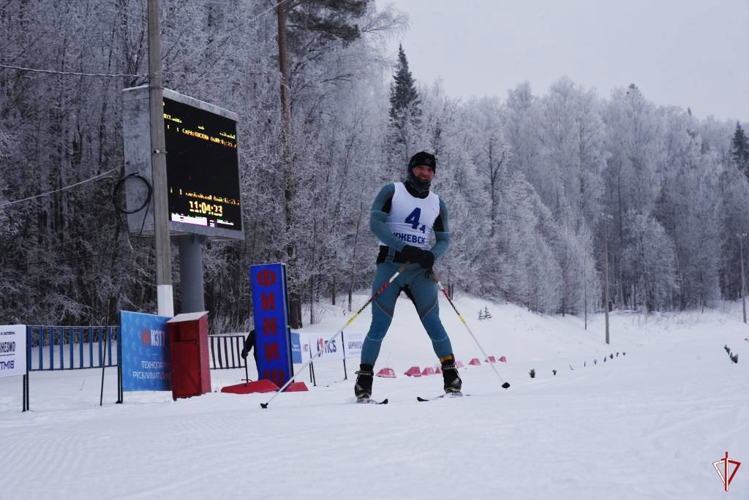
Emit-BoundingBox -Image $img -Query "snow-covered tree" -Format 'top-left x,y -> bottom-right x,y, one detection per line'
383,44 -> 422,181
730,122 -> 749,177
3,1 -> 749,327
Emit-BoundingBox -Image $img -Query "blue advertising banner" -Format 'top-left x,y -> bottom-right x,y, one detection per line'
291,332 -> 301,363
119,311 -> 171,391
250,263 -> 293,387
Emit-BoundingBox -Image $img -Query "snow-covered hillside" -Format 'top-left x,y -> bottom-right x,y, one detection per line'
1,294 -> 747,499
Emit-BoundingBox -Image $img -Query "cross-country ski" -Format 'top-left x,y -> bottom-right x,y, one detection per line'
416,392 -> 467,402
356,397 -> 389,405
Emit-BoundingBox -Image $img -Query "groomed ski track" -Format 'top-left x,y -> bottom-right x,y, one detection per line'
1,294 -> 747,498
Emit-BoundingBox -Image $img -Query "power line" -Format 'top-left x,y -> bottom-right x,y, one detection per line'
0,62 -> 145,79
0,168 -> 119,209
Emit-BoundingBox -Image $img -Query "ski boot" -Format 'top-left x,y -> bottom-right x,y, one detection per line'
354,364 -> 374,399
441,354 -> 462,394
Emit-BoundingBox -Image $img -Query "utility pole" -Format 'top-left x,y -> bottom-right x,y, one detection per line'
738,233 -> 747,324
148,0 -> 173,317
584,263 -> 588,330
276,0 -> 300,328
602,213 -> 613,344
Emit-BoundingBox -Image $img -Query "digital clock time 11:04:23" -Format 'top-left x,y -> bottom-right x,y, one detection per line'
188,200 -> 223,218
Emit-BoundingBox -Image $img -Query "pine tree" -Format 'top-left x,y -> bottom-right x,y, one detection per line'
731,122 -> 749,177
386,44 -> 422,167
389,45 -> 421,126
287,0 -> 369,45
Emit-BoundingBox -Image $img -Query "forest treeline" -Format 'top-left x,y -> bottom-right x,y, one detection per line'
1,0 -> 748,330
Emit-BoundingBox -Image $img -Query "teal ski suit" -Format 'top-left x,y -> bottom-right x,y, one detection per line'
360,181 -> 454,366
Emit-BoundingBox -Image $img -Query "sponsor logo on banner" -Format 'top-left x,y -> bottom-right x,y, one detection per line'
296,332 -> 313,363
119,311 -> 171,391
290,331 -> 367,363
317,337 -> 338,355
0,325 -> 26,378
307,335 -> 343,362
291,332 -> 302,363
141,327 -> 166,347
289,331 -> 367,364
343,332 -> 366,359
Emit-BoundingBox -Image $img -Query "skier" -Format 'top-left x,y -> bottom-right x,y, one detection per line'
240,329 -> 257,371
355,151 -> 461,400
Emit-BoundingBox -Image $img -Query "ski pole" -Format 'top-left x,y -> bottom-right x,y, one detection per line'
432,271 -> 510,389
100,328 -> 108,406
260,261 -> 410,408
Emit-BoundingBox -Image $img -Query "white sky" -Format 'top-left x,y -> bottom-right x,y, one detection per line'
383,0 -> 749,122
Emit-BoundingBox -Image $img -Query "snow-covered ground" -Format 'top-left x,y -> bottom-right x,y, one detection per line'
1,294 -> 747,499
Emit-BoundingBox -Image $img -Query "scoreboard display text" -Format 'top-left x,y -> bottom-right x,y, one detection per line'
163,97 -> 242,233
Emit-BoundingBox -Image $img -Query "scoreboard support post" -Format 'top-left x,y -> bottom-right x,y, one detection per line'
177,234 -> 206,313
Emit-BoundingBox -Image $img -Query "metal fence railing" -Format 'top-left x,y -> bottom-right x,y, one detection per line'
26,326 -> 119,371
209,333 -> 249,370
25,327 -> 249,371
20,326 -> 252,412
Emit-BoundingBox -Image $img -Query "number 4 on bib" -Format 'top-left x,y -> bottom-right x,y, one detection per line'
405,208 -> 421,229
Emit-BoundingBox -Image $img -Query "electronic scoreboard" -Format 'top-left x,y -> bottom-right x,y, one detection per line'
122,87 -> 244,240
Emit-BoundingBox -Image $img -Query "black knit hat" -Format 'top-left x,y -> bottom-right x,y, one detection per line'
408,151 -> 437,172
406,151 -> 436,195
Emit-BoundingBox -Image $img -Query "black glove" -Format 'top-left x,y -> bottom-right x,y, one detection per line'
418,250 -> 435,270
400,245 -> 434,269
400,245 -> 423,263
